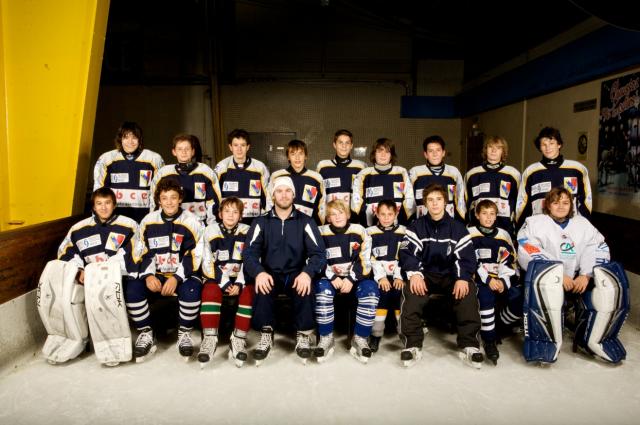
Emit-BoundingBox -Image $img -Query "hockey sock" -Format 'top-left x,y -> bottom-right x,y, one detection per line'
201,283 -> 222,329
372,309 -> 387,337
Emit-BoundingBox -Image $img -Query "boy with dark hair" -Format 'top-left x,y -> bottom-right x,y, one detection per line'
409,135 -> 466,222
150,134 -> 221,225
128,178 -> 204,362
93,121 -> 164,222
214,129 -> 271,224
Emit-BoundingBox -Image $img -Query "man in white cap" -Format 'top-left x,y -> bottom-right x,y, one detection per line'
243,176 -> 326,365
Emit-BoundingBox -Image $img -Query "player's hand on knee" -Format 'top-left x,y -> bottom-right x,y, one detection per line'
340,279 -> 353,294
409,275 -> 427,296
226,284 -> 240,296
562,275 -> 574,292
393,278 -> 404,290
146,275 -> 162,292
488,278 -> 504,293
293,272 -> 312,296
452,280 -> 469,300
161,276 -> 178,296
572,275 -> 590,294
331,277 -> 343,291
378,278 -> 391,292
255,272 -> 274,295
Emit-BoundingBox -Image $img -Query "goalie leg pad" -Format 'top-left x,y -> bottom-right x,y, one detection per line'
84,261 -> 133,365
523,260 -> 564,363
574,262 -> 630,363
38,260 -> 68,359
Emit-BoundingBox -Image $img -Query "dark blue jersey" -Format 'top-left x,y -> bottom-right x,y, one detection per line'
201,222 -> 250,290
319,223 -> 371,283
409,163 -> 466,221
316,157 -> 366,206
467,226 -> 517,288
270,167 -> 326,225
366,224 -> 406,282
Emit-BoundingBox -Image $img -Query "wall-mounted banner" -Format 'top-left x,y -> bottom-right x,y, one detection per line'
597,72 -> 640,205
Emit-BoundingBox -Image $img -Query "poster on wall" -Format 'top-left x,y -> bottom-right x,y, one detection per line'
597,72 -> 640,204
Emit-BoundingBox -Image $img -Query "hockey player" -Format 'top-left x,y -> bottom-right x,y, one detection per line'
93,122 -> 164,222
516,127 -> 592,228
467,200 -> 521,365
198,197 -> 253,368
128,178 -> 204,362
398,184 -> 482,368
316,129 -> 366,209
39,187 -> 139,366
409,135 -> 465,222
351,138 -> 415,226
314,200 -> 379,364
464,136 -> 521,238
366,199 -> 405,353
150,134 -> 221,225
214,129 -> 271,225
270,139 -> 326,225
517,187 -> 626,364
243,176 -> 326,365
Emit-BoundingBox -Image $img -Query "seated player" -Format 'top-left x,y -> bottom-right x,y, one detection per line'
38,187 -> 139,366
467,200 -> 521,365
128,178 -> 204,362
399,184 -> 482,368
151,134 -> 221,225
198,197 -> 253,368
366,199 -> 406,353
315,200 -> 379,363
517,187 -> 628,364
93,122 -> 165,222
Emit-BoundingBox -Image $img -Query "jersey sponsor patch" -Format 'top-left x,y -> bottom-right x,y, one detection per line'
326,192 -> 350,204
531,181 -> 552,196
194,182 -> 207,200
415,188 -> 423,201
500,180 -> 511,198
171,233 -> 184,251
476,248 -> 492,259
372,246 -> 388,257
560,241 -> 576,258
223,181 -> 239,192
110,173 -> 129,184
84,252 -> 108,264
105,232 -> 126,251
495,198 -> 511,217
472,183 -> 490,197
295,204 -> 314,217
393,182 -> 405,198
240,198 -> 261,217
77,234 -> 101,251
366,186 -> 384,198
249,180 -> 262,197
522,242 -> 540,255
302,184 -> 319,203
331,262 -> 350,276
155,252 -> 179,273
380,260 -> 397,274
148,236 -> 170,249
532,198 -> 544,215
447,184 -> 456,202
564,177 -> 578,194
350,241 -> 361,254
232,241 -> 244,260
216,250 -> 230,261
182,201 -> 207,219
139,170 -> 153,187
324,177 -> 341,189
326,246 -> 342,259
114,188 -> 150,208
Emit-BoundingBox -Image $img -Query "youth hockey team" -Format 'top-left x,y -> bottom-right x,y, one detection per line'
37,122 -> 630,370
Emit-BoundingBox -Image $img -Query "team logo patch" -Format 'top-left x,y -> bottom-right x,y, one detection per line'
139,170 -> 152,187
194,182 -> 207,200
447,184 -> 456,202
564,177 -> 578,194
393,182 -> 405,198
232,241 -> 244,260
560,241 -> 576,257
302,185 -> 318,203
500,180 -> 511,198
171,233 -> 184,251
522,243 -> 540,255
498,246 -> 510,262
249,180 -> 262,196
106,232 -> 126,251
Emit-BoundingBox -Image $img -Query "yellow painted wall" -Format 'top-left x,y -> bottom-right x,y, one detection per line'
0,0 -> 109,230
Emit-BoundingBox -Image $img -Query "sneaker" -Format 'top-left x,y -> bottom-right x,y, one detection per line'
349,335 -> 372,364
369,335 -> 381,353
229,333 -> 248,367
134,326 -> 156,362
295,331 -> 312,363
484,341 -> 499,365
314,334 -> 335,363
459,346 -> 484,369
177,326 -> 194,358
197,332 -> 218,365
253,327 -> 274,363
400,347 -> 422,367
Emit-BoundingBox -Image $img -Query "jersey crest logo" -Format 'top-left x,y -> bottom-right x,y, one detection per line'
393,182 -> 405,198
302,185 -> 318,202
498,246 -> 510,262
500,180 -> 511,198
350,241 -> 360,254
232,241 -> 245,260
249,180 -> 262,196
564,177 -> 578,194
139,170 -> 153,187
560,241 -> 576,257
447,184 -> 456,202
172,233 -> 184,251
194,182 -> 207,200
106,232 -> 126,251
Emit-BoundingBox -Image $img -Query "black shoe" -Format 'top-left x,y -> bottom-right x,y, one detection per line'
368,336 -> 381,353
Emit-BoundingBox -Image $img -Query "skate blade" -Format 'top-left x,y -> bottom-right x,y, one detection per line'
227,350 -> 245,368
316,347 -> 334,364
458,352 -> 482,369
402,360 -> 415,368
103,361 -> 120,367
349,347 -> 369,364
135,345 -> 157,363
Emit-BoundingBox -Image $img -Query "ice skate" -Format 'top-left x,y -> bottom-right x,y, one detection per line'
177,326 -> 194,361
349,335 -> 372,364
253,327 -> 273,366
134,327 -> 157,363
197,332 -> 218,368
228,333 -> 248,368
314,334 -> 335,363
368,335 -> 381,353
295,331 -> 312,365
459,346 -> 484,369
400,347 -> 422,367
484,341 -> 499,365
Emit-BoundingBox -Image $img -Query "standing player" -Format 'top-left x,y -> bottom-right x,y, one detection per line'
409,135 -> 465,222
198,197 -> 253,368
316,129 -> 366,209
366,199 -> 406,353
93,122 -> 164,222
516,127 -> 592,228
128,178 -> 204,362
214,129 -> 271,224
351,138 -> 414,226
151,134 -> 221,225
465,136 -> 521,238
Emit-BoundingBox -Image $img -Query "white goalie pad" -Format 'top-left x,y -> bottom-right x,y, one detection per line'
84,260 -> 132,365
37,260 -> 89,364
